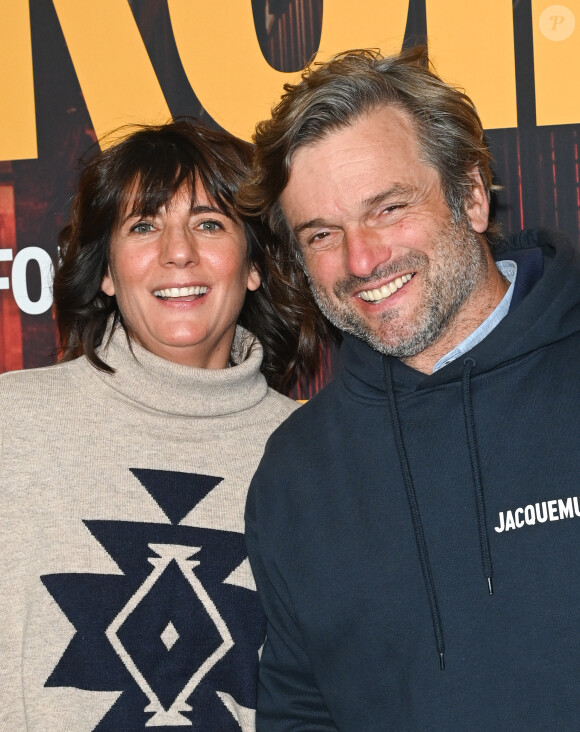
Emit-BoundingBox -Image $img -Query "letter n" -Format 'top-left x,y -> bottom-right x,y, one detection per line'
167,0 -> 410,141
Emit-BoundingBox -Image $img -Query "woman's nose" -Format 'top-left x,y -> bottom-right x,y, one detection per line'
161,227 -> 199,266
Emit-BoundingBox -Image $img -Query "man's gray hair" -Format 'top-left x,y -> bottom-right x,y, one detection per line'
239,46 -> 500,251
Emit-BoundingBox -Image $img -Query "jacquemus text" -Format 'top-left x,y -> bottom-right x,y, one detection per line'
494,496 -> 580,533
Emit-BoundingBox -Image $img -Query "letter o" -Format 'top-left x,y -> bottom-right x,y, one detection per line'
11,246 -> 53,315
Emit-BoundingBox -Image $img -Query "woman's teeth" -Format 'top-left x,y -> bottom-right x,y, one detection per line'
154,285 -> 208,299
358,273 -> 414,302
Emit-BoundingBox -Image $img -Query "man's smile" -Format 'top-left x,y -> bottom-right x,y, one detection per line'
357,273 -> 414,302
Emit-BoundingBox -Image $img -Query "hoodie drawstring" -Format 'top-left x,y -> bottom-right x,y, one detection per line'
384,358 -> 446,670
461,357 -> 494,595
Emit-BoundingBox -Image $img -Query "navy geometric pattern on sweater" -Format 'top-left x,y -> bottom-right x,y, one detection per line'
42,470 -> 265,730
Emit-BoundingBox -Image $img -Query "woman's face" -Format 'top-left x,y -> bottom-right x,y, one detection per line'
101,183 -> 261,369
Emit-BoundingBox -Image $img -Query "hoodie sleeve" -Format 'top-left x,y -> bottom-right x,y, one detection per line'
245,465 -> 337,731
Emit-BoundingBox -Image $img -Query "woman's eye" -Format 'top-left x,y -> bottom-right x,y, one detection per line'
199,219 -> 224,232
130,222 -> 154,234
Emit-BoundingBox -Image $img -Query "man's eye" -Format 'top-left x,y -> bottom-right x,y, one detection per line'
130,222 -> 154,234
382,204 -> 404,215
309,231 -> 331,244
199,219 -> 224,232
301,230 -> 340,252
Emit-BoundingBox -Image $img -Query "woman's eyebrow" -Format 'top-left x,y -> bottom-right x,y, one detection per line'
190,204 -> 234,220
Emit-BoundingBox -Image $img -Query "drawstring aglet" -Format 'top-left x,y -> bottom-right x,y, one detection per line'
439,652 -> 445,671
487,577 -> 494,595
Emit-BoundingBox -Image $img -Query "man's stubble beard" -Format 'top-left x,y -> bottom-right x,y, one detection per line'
304,216 -> 489,359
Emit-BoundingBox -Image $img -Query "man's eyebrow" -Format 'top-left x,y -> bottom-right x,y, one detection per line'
292,184 -> 415,237
293,218 -> 329,238
361,184 -> 414,209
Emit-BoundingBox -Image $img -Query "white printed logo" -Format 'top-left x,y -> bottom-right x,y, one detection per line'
494,495 -> 580,532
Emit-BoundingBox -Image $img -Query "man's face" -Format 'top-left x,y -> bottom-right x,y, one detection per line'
279,106 -> 493,368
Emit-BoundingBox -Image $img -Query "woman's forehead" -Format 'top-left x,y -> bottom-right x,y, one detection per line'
119,177 -> 232,219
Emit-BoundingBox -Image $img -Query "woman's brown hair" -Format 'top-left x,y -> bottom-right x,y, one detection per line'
54,118 -> 312,392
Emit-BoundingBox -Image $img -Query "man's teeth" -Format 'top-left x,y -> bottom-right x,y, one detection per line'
154,286 -> 208,298
358,273 -> 414,302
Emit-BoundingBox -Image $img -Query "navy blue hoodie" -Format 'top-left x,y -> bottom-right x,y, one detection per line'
246,229 -> 580,731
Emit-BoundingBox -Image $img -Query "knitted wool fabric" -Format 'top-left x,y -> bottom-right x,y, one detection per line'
0,324 -> 298,730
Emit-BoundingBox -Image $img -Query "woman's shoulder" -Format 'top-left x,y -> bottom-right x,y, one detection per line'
261,387 -> 301,424
0,358 -> 85,408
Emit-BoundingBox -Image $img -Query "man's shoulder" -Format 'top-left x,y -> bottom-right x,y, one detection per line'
255,381 -> 345,481
271,380 -> 342,436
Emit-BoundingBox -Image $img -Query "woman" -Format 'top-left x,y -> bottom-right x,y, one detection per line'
0,120 -> 300,730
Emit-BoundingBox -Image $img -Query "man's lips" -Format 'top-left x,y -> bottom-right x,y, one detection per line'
153,285 -> 208,299
357,273 -> 414,302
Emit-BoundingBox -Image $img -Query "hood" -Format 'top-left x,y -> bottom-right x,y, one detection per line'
340,228 -> 580,395
335,227 -> 580,669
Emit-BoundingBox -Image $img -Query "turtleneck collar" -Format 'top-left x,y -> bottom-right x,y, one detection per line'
85,324 -> 269,418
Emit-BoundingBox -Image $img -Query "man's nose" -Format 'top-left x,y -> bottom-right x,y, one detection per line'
344,227 -> 392,279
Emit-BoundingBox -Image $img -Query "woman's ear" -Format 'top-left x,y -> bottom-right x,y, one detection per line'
246,264 -> 262,292
465,167 -> 490,234
101,268 -> 116,296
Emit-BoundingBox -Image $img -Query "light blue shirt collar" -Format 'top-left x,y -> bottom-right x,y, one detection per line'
432,260 -> 516,373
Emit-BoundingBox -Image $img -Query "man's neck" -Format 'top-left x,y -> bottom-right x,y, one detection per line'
402,258 -> 510,375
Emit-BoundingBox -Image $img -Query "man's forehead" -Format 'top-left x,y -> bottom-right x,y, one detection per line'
284,107 -> 425,189
280,109 -> 441,222
288,104 -> 416,158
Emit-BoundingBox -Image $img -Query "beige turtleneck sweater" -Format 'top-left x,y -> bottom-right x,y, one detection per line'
0,325 -> 298,730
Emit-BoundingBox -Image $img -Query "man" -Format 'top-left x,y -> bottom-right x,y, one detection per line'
242,47 -> 580,730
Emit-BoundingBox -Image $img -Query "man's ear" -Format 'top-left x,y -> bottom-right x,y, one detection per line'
101,268 -> 115,296
465,167 -> 490,234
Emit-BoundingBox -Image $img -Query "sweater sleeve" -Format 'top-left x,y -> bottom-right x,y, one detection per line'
0,388 -> 27,727
245,465 -> 337,731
